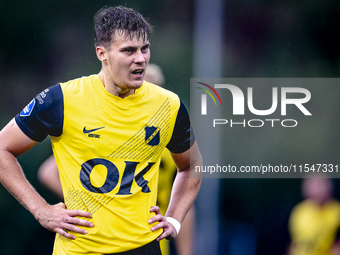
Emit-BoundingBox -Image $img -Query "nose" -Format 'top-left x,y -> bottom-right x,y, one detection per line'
134,50 -> 146,64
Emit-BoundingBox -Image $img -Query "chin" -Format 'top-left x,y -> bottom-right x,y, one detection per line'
129,80 -> 144,89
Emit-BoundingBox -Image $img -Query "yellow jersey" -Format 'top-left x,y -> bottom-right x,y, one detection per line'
15,74 -> 194,254
289,199 -> 340,255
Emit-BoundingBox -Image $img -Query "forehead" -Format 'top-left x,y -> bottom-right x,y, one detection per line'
111,30 -> 150,48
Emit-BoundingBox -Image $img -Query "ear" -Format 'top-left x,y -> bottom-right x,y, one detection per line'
96,46 -> 107,62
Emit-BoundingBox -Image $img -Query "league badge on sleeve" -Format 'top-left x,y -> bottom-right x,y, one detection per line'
20,99 -> 35,117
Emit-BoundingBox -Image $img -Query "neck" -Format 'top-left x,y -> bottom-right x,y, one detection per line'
98,70 -> 135,99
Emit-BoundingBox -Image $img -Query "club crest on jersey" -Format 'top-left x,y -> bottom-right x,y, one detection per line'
145,126 -> 160,146
20,99 -> 35,117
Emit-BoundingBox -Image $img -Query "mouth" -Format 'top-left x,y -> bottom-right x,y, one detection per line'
131,69 -> 144,78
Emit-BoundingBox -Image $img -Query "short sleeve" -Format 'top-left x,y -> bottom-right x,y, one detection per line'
15,84 -> 64,142
166,101 -> 195,153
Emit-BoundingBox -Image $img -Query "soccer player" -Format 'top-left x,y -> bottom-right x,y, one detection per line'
37,63 -> 196,255
0,6 -> 202,255
288,176 -> 340,255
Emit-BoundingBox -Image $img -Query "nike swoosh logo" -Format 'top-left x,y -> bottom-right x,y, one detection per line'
83,126 -> 105,134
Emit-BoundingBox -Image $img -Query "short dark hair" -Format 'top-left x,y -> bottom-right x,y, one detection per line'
93,6 -> 153,48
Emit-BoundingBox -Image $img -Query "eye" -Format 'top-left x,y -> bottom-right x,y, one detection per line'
141,45 -> 149,53
122,48 -> 135,54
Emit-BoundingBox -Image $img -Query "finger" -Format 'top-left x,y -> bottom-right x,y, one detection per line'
67,209 -> 92,218
150,206 -> 160,214
150,221 -> 168,232
148,214 -> 164,224
157,229 -> 172,241
62,223 -> 89,235
56,228 -> 76,240
65,217 -> 95,228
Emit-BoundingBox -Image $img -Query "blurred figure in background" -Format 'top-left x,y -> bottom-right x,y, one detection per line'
288,175 -> 340,255
38,154 -> 63,199
38,63 -> 195,255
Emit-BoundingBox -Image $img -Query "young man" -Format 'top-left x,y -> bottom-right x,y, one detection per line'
0,6 -> 202,255
37,63 -> 196,255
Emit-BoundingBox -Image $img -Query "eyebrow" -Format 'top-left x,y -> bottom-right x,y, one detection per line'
120,43 -> 150,52
142,43 -> 150,48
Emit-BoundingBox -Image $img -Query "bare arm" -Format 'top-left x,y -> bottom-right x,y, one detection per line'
0,119 -> 94,239
175,206 -> 195,255
149,141 -> 202,240
167,141 -> 202,222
